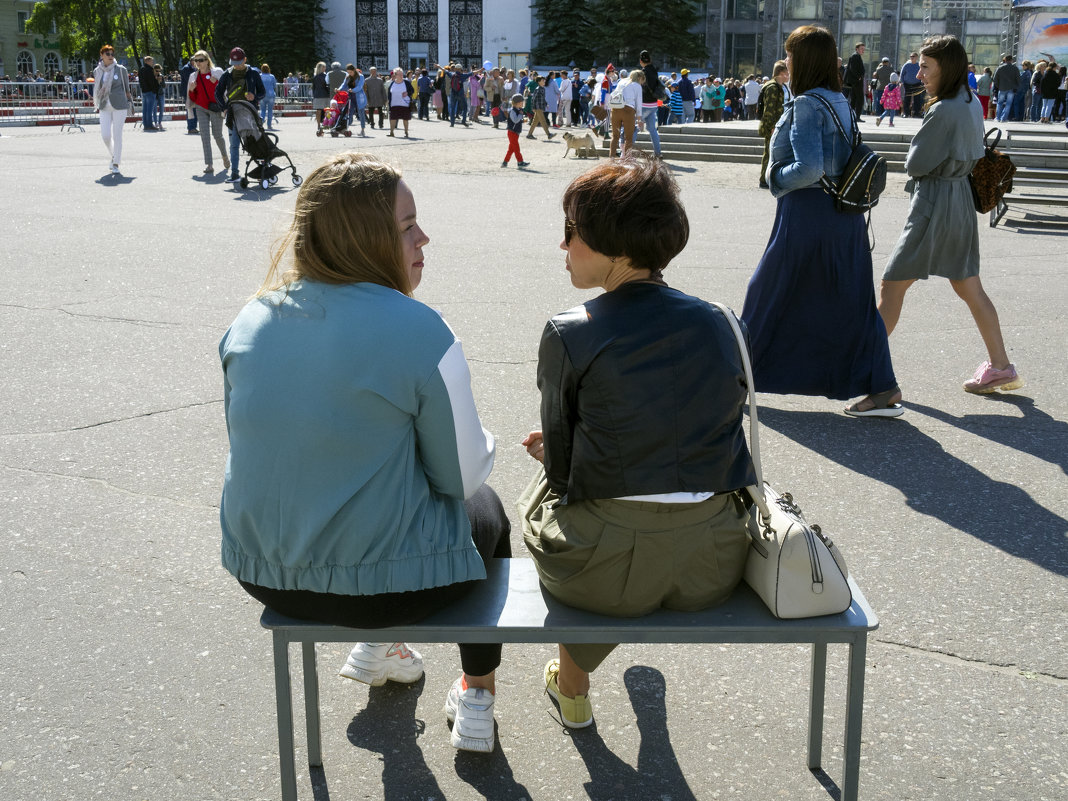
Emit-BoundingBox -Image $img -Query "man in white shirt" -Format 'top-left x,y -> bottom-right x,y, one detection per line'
743,74 -> 761,121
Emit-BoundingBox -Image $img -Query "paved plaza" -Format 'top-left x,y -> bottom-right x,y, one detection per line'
1,116 -> 1066,801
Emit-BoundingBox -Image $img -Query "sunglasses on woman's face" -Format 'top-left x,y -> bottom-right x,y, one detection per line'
102,51 -> 114,56
564,218 -> 577,246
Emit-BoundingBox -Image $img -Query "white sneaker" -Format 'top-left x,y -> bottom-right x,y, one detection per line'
110,163 -> 119,174
338,642 -> 424,686
443,676 -> 495,753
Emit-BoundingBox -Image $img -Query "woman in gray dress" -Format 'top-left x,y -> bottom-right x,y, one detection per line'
879,36 -> 1022,395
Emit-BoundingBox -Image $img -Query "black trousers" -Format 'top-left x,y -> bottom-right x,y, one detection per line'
240,484 -> 512,676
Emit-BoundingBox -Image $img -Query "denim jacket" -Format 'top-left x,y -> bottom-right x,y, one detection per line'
767,87 -> 854,199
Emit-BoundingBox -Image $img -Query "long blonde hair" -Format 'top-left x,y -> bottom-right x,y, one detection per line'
258,153 -> 410,297
192,49 -> 214,70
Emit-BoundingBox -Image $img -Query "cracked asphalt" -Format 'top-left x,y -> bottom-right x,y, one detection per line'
1,117 -> 1065,801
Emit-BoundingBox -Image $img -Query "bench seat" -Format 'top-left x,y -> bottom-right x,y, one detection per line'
261,557 -> 878,801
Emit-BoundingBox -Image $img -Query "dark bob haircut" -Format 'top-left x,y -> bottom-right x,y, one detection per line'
784,25 -> 842,96
920,35 -> 972,110
562,153 -> 688,275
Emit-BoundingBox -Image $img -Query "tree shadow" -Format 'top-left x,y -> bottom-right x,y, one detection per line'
756,406 -> 1068,576
344,677 -> 446,801
567,665 -> 697,801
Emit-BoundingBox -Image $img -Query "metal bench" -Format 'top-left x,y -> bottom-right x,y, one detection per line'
261,557 -> 879,801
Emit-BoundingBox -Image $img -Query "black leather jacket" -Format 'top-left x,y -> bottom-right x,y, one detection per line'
538,282 -> 756,504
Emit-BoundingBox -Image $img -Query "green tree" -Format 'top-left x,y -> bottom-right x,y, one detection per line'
531,0 -> 597,67
596,0 -> 707,72
26,0 -> 120,66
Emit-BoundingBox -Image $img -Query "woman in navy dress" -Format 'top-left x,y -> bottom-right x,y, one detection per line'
741,25 -> 901,417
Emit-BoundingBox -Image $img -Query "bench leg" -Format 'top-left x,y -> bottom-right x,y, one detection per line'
807,641 -> 827,770
841,635 -> 868,801
302,641 -> 322,767
272,634 -> 299,801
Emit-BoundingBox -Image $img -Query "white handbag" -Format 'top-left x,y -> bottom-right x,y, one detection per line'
711,303 -> 853,619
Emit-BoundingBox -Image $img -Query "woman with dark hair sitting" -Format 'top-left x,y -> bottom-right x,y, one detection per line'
219,153 -> 511,754
740,25 -> 901,417
519,154 -> 757,729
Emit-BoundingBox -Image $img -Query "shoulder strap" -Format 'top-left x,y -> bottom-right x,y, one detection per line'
804,91 -> 860,148
708,302 -> 771,523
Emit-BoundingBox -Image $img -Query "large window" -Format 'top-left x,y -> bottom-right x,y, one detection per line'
784,0 -> 822,19
724,32 -> 758,81
449,1 -> 482,69
17,50 -> 34,75
845,36 -> 883,79
963,35 -> 1002,72
727,0 -> 763,17
843,0 -> 877,19
399,0 -> 438,69
43,52 -> 60,77
356,1 -> 389,71
897,34 -> 926,75
902,0 -> 945,20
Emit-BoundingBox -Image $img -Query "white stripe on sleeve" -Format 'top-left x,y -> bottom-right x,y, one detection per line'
436,339 -> 495,498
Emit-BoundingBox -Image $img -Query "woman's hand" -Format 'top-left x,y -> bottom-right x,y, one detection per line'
521,430 -> 545,463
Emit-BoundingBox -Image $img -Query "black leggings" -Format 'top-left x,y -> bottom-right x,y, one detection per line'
240,484 -> 512,677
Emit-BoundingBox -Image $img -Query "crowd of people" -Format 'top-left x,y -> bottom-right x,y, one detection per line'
211,25 -> 1026,759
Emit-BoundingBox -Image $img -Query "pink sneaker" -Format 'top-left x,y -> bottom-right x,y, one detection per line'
963,362 -> 1024,394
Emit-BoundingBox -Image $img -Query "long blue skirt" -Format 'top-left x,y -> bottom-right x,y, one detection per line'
740,188 -> 896,401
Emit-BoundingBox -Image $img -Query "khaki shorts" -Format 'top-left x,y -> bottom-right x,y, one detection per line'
519,469 -> 750,672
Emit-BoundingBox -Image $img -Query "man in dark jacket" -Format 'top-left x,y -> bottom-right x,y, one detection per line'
992,53 -> 1021,123
845,43 -> 866,119
678,68 -> 696,123
179,56 -> 197,133
215,47 -> 265,182
138,56 -> 160,131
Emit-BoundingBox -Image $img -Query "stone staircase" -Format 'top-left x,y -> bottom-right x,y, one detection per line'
597,119 -> 1068,175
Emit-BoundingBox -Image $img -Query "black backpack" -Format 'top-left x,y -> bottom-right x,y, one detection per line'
806,93 -> 887,215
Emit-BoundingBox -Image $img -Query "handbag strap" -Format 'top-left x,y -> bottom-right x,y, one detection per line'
709,302 -> 773,527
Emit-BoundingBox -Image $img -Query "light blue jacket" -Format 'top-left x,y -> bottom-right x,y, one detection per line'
219,281 -> 495,596
767,87 -> 854,198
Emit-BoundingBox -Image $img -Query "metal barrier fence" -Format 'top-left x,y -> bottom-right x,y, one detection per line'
0,81 -> 316,128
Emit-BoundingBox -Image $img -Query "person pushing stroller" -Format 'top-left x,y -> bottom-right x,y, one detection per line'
216,47 -> 265,182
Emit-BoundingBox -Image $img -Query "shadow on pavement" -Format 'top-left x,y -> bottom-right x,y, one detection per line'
757,406 -> 1068,576
568,665 -> 697,801
345,677 -> 446,800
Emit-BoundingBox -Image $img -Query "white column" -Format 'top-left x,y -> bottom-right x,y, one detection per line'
322,0 -> 357,68
387,0 -> 399,70
438,0 -> 450,67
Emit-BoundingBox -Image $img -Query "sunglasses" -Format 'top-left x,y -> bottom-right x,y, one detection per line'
102,51 -> 114,56
194,58 -> 207,63
564,218 -> 577,246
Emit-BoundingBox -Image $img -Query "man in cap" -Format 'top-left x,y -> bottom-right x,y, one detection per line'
638,50 -> 662,157
992,53 -> 1020,122
677,68 -> 696,124
215,47 -> 265,182
873,56 -> 893,114
138,56 -> 160,131
900,52 -> 923,117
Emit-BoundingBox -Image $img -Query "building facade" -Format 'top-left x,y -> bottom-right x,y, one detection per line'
711,0 -> 1019,82
320,0 -> 535,73
0,0 -> 85,78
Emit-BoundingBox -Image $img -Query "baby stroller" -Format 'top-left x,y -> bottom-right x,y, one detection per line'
226,99 -> 303,190
317,89 -> 352,137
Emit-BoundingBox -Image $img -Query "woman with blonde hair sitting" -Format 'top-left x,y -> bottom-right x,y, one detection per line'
219,152 -> 511,754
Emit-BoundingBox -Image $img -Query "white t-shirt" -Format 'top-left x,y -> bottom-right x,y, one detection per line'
744,79 -> 761,105
622,80 -> 644,113
389,80 -> 409,107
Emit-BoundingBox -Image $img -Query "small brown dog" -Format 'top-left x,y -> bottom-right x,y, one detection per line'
562,131 -> 598,159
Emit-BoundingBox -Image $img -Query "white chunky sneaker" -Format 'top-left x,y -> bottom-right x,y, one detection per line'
338,642 -> 423,686
443,676 -> 495,753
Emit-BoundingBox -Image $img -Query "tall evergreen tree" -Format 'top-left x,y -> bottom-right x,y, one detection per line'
596,0 -> 707,71
531,0 -> 596,67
